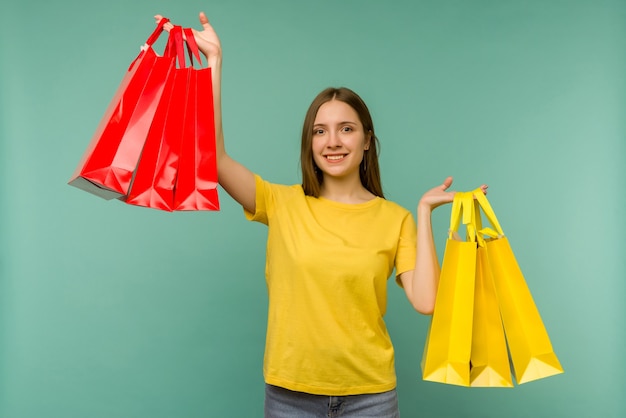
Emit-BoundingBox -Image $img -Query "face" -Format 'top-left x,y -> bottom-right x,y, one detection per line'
311,100 -> 370,181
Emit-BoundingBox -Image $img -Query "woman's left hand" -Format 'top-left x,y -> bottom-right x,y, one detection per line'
418,176 -> 488,211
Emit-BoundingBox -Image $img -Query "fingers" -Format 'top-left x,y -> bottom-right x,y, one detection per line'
470,185 -> 488,200
155,12 -> 213,34
154,14 -> 174,31
199,11 -> 210,27
440,176 -> 488,195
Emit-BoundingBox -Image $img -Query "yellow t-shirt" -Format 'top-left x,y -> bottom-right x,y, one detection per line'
245,175 -> 417,396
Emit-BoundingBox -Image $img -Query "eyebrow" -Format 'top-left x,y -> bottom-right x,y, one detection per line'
313,121 -> 358,127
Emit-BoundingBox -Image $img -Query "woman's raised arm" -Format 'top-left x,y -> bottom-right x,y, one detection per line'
399,177 -> 488,314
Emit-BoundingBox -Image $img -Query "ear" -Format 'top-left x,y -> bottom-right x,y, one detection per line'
364,131 -> 372,150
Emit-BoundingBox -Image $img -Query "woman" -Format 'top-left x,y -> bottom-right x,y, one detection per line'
157,12 -> 486,417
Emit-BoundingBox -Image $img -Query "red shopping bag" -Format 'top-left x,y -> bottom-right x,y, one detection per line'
125,26 -> 189,211
69,18 -> 175,199
173,28 -> 219,211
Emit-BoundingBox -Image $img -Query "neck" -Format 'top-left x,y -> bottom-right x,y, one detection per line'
319,175 -> 375,204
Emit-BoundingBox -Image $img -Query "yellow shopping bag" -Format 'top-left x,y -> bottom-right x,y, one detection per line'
422,192 -> 476,386
469,200 -> 514,387
473,190 -> 564,384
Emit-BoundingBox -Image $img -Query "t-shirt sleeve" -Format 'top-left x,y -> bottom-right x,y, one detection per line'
395,211 -> 417,284
243,174 -> 273,225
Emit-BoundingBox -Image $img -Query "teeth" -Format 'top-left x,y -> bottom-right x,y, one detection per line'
326,155 -> 345,160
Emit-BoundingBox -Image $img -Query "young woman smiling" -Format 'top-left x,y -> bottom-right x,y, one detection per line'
156,12 -> 487,418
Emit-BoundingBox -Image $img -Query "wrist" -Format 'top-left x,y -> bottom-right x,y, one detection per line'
206,54 -> 222,68
417,201 -> 432,216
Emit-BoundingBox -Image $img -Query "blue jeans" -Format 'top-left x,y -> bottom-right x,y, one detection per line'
264,384 -> 400,418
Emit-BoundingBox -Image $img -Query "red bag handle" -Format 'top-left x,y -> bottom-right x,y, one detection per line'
163,25 -> 187,68
143,21 -> 201,69
183,28 -> 203,67
145,17 -> 170,47
129,17 -> 172,71
171,26 -> 186,68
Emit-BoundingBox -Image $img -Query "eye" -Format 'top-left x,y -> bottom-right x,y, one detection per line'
341,126 -> 353,132
313,128 -> 325,135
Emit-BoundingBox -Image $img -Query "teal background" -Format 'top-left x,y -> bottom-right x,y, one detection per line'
1,0 -> 624,417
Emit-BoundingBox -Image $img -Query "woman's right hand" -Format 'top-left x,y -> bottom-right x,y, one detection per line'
155,12 -> 222,63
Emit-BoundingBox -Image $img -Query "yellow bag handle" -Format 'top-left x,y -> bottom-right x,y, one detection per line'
453,189 -> 503,248
461,192 -> 477,244
449,192 -> 477,243
470,198 -> 484,247
448,191 -> 464,239
471,188 -> 504,241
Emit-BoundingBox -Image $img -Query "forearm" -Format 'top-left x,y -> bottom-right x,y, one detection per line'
400,177 -> 485,314
404,203 -> 440,314
206,55 -> 225,161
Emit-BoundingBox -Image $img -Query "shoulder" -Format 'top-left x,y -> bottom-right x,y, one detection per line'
247,175 -> 306,223
378,198 -> 413,217
255,174 -> 305,199
377,199 -> 416,230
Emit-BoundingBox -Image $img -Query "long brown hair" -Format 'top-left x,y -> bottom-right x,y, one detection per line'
300,87 -> 384,198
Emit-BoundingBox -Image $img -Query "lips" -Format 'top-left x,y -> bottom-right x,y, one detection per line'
324,154 -> 347,162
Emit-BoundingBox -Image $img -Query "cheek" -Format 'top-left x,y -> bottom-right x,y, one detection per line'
311,138 -> 324,154
354,136 -> 368,150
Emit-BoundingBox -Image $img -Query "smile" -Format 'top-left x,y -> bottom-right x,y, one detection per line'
325,154 -> 347,161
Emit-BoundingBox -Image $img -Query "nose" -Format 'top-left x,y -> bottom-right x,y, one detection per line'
327,131 -> 341,148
